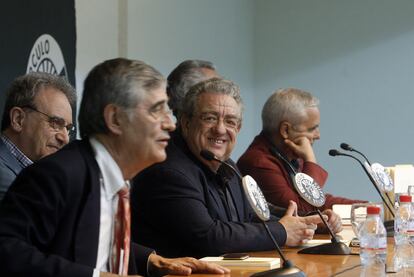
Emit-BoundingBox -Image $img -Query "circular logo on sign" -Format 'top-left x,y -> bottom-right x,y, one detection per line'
26,34 -> 67,78
242,175 -> 270,221
294,173 -> 326,207
371,163 -> 394,192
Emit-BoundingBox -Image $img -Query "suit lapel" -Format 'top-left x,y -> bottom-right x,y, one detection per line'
226,175 -> 245,220
73,141 -> 101,266
207,177 -> 226,217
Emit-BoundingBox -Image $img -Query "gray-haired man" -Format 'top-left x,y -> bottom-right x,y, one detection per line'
0,72 -> 75,201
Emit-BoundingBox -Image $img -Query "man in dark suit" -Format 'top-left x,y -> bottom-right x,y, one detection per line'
0,72 -> 75,201
0,59 -> 229,277
132,78 -> 322,258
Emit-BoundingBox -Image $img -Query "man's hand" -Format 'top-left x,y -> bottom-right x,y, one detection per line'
284,137 -> 316,163
279,201 -> 324,246
320,209 -> 343,234
148,253 -> 230,277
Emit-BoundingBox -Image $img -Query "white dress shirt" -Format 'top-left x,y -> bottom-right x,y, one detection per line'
90,137 -> 129,277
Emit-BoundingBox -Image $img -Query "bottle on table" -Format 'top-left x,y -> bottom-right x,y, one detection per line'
359,205 -> 387,277
394,194 -> 414,272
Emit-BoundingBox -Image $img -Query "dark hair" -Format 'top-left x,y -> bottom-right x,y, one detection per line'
1,72 -> 76,131
79,58 -> 165,138
167,59 -> 216,118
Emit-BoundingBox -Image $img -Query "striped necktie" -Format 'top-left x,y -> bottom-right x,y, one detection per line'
110,185 -> 131,275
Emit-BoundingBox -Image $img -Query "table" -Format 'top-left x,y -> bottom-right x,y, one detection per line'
170,227 -> 402,277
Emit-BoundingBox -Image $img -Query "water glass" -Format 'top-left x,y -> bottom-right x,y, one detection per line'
351,202 -> 384,238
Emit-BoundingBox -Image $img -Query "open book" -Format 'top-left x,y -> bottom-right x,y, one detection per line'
199,257 -> 280,269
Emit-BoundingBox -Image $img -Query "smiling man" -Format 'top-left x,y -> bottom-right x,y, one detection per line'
237,88 -> 364,233
0,72 -> 75,201
131,78 -> 323,258
0,59 -> 229,277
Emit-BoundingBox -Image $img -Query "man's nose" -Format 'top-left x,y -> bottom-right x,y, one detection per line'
56,129 -> 70,145
212,118 -> 227,134
162,112 -> 176,132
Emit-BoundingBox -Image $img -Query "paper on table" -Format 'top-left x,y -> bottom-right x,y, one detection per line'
200,257 -> 280,269
300,238 -> 351,247
332,204 -> 352,226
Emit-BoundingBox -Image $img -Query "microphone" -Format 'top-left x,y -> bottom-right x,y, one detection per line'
202,149 -> 350,256
200,150 -> 306,277
340,143 -> 372,165
268,147 -> 297,174
200,150 -> 288,217
266,149 -> 351,255
329,149 -> 395,218
200,150 -> 242,179
340,143 -> 394,194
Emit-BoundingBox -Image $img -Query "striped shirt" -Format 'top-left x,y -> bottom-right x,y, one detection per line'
1,135 -> 32,168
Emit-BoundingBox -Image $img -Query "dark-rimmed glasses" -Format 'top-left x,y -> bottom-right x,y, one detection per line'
198,112 -> 241,131
22,106 -> 75,137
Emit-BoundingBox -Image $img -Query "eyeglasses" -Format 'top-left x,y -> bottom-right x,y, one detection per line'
148,102 -> 173,121
199,113 -> 241,130
23,106 -> 75,137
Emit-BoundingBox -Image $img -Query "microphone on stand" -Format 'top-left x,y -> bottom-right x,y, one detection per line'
266,148 -> 350,255
200,150 -> 288,217
340,143 -> 372,165
201,149 -> 350,257
200,150 -> 306,277
339,142 -> 394,205
328,149 -> 395,218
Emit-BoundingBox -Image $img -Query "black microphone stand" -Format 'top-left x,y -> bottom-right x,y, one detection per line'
199,150 -> 306,277
250,223 -> 305,277
298,209 -> 350,255
340,143 -> 394,215
268,148 -> 350,255
329,150 -> 395,218
340,143 -> 372,165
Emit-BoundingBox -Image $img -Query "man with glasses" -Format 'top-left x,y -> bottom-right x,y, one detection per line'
0,72 -> 75,201
237,88 -> 363,233
131,78 -> 322,258
0,58 -> 229,277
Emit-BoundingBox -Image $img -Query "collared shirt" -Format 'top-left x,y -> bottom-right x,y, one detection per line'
1,134 -> 32,168
89,137 -> 129,277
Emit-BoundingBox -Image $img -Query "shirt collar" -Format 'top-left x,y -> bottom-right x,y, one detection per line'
1,134 -> 33,167
89,137 -> 128,200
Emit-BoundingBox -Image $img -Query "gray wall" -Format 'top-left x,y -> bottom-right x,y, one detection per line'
126,0 -> 256,159
76,0 -> 414,202
254,0 -> 414,201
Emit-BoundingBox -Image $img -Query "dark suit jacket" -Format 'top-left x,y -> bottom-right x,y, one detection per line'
131,133 -> 287,258
237,132 -> 363,213
0,139 -> 153,277
0,138 -> 24,201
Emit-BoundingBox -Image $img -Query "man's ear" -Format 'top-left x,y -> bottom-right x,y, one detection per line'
9,107 -> 26,132
103,104 -> 124,135
279,121 -> 290,139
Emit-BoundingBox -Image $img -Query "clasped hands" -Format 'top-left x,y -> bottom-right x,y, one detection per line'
279,200 -> 325,246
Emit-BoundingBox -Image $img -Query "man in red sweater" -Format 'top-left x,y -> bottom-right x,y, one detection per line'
238,88 -> 364,233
